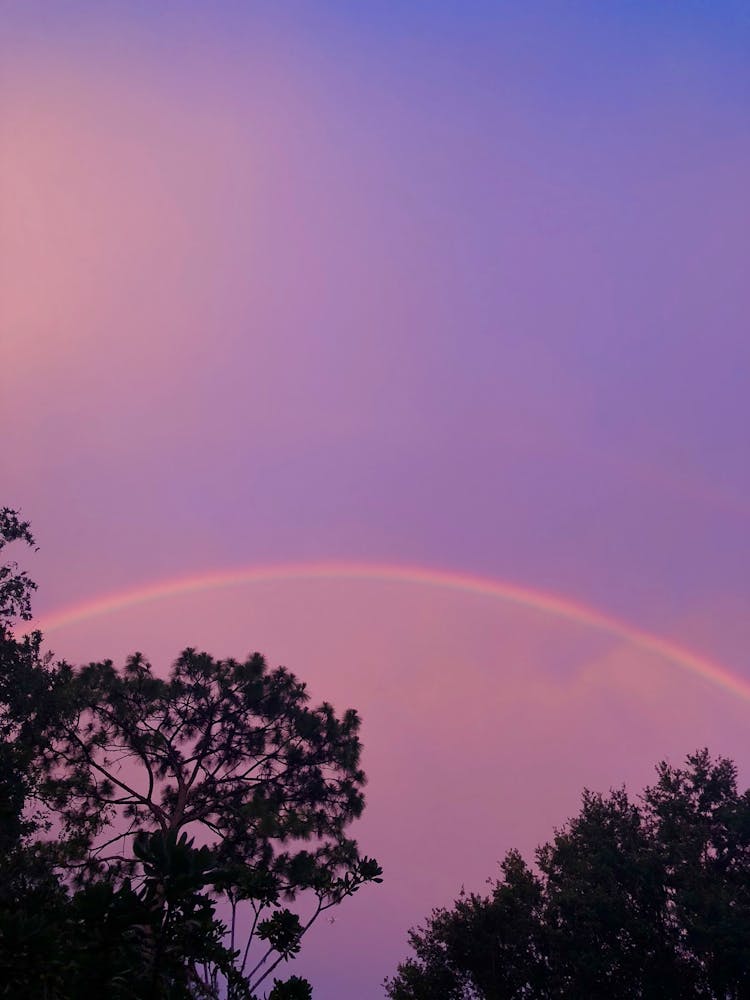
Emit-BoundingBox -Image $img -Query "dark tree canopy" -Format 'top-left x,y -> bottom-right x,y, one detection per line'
386,750 -> 750,1000
0,507 -> 53,849
46,648 -> 367,875
0,507 -> 37,625
0,509 -> 382,998
41,648 -> 382,993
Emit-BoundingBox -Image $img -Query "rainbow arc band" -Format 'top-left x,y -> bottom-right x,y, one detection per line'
31,561 -> 749,703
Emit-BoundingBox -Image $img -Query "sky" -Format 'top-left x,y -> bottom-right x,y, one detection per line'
2,2 -> 750,995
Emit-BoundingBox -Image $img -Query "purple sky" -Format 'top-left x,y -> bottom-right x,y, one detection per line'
2,4 -> 750,995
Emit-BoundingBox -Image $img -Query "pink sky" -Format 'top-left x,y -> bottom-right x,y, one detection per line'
2,4 -> 750,996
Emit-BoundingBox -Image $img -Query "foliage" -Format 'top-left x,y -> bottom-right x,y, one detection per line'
0,508 -> 66,850
0,508 -> 37,624
39,647 -> 382,994
268,975 -> 313,999
386,751 -> 750,999
0,508 -> 382,997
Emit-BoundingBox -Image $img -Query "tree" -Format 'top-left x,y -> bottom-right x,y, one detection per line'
0,508 -> 79,998
38,648 -> 382,996
0,509 -> 382,997
0,507 -> 43,844
386,751 -> 750,999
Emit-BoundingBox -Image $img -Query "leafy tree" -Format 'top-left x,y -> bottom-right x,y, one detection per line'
0,509 -> 382,997
38,648 -> 382,995
0,508 -> 76,997
0,508 -> 37,625
0,508 -> 43,843
386,751 -> 750,999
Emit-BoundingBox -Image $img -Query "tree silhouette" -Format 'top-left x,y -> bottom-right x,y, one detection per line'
41,647 -> 382,995
0,508 -> 382,997
387,751 -> 750,999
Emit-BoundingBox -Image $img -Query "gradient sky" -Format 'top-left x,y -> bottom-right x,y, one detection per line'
2,3 -> 750,996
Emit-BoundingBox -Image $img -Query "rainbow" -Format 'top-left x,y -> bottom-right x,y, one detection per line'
32,561 -> 750,703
